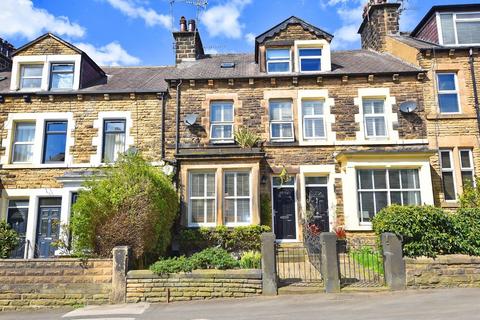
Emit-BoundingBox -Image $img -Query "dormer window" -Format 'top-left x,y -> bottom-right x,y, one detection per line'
299,48 -> 322,72
439,12 -> 480,45
20,65 -> 43,89
50,63 -> 74,90
266,48 -> 291,73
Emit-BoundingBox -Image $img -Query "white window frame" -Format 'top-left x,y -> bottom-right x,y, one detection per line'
302,100 -> 326,140
188,171 -> 217,227
357,169 -> 422,225
440,149 -> 457,202
298,48 -> 322,72
19,64 -> 43,90
269,100 -> 294,142
459,148 -> 475,187
223,171 -> 252,226
362,99 -> 388,138
437,12 -> 480,46
210,101 -> 234,143
266,48 -> 292,74
11,122 -> 36,164
436,72 -> 461,114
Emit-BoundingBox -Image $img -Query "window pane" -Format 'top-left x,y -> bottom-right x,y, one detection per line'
46,122 -> 67,132
237,173 -> 249,196
39,198 -> 62,206
271,123 -> 281,138
15,123 -> 35,142
206,199 -> 215,223
211,125 -> 232,139
462,172 -> 474,187
21,78 -> 42,89
441,151 -> 452,169
225,173 -> 235,196
440,14 -> 456,44
270,101 -> 292,120
13,144 -> 33,163
373,170 -> 387,189
438,74 -> 456,90
403,191 -> 421,205
300,59 -> 321,71
237,199 -> 250,223
211,104 -> 222,122
22,65 -> 43,77
401,169 -> 419,189
299,49 -> 322,56
268,62 -> 289,72
374,117 -> 386,136
442,172 -> 456,200
191,174 -> 204,197
51,73 -> 74,89
460,150 -> 472,168
457,21 -> 480,44
206,174 -> 215,197
372,100 -> 384,113
359,192 -> 374,222
391,191 -> 402,204
375,191 -> 388,213
103,133 -> 125,162
305,176 -> 328,185
267,49 -> 290,59
191,199 -> 204,223
365,118 -> 375,136
43,128 -> 67,163
224,199 -> 235,223
280,123 -> 293,138
105,121 -> 125,133
389,170 -> 400,189
358,170 -> 373,189
304,118 -> 325,138
52,64 -> 74,72
302,101 -> 324,115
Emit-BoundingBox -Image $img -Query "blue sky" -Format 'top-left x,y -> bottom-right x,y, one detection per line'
0,0 -> 476,66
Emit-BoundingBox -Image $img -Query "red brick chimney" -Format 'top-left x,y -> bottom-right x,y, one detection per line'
173,16 -> 204,64
358,0 -> 401,52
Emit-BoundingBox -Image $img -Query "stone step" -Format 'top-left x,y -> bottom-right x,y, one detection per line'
341,286 -> 390,293
278,284 -> 325,295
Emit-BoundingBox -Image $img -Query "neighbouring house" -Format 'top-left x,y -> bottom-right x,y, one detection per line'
0,1 -> 478,259
0,38 -> 14,72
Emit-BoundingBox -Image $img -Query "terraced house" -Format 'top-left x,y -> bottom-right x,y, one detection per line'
1,1 -> 478,259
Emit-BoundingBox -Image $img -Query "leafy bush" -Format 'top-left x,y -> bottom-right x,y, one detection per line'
239,251 -> 261,269
234,127 -> 261,148
459,178 -> 480,208
451,208 -> 480,256
70,153 -> 178,263
260,194 -> 272,228
372,205 -> 456,258
149,256 -> 194,275
178,225 -> 270,255
191,247 -> 239,270
0,221 -> 19,259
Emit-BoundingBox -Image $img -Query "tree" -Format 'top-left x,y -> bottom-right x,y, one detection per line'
0,221 -> 19,259
70,153 -> 178,264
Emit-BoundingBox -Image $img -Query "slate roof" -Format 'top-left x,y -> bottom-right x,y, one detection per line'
391,34 -> 479,51
169,50 -> 422,80
0,66 -> 174,94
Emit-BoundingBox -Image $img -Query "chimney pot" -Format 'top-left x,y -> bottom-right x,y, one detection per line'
180,16 -> 187,32
188,19 -> 196,32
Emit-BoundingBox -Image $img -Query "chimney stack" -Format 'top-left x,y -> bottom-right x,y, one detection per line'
0,38 -> 14,71
173,17 -> 204,64
358,0 -> 401,52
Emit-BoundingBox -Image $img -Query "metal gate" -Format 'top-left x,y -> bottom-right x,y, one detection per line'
275,243 -> 322,286
338,239 -> 385,287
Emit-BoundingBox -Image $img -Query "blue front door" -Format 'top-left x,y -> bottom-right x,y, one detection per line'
36,198 -> 61,258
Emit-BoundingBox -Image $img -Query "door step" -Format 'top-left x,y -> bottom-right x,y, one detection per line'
278,284 -> 324,295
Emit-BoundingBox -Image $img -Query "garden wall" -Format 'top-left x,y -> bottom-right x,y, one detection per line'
126,269 -> 262,303
0,258 -> 112,311
406,255 -> 480,288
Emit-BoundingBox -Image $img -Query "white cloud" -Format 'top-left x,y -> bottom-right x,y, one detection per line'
323,0 -> 366,49
205,48 -> 219,55
0,0 -> 85,40
75,42 -> 140,66
105,0 -> 172,29
245,32 -> 256,44
200,0 -> 252,39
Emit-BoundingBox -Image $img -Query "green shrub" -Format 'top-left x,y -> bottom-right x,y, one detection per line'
459,178 -> 480,208
178,225 -> 270,255
372,205 -> 456,258
70,153 -> 178,263
239,251 -> 261,269
451,208 -> 480,256
234,127 -> 261,148
149,256 -> 194,275
260,194 -> 272,228
0,221 -> 19,259
190,247 -> 239,270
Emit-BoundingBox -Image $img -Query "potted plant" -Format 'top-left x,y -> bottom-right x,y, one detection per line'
335,226 -> 347,253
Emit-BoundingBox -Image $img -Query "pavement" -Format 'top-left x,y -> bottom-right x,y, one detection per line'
1,288 -> 480,320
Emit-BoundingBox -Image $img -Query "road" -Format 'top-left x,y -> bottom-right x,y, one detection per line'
1,288 -> 480,320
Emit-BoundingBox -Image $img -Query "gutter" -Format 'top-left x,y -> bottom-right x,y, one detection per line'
469,49 -> 480,135
160,92 -> 167,159
175,80 -> 183,156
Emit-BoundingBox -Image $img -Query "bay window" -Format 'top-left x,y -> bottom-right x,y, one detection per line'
357,169 -> 421,223
363,99 -> 387,138
270,100 -> 294,142
266,48 -> 291,73
12,122 -> 35,163
210,101 -> 234,143
437,73 -> 460,113
224,171 -> 251,225
302,100 -> 325,139
102,119 -> 126,163
188,172 -> 216,226
440,13 -> 480,45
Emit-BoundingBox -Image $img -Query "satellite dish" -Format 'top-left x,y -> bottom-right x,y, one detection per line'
399,100 -> 418,113
184,114 -> 198,126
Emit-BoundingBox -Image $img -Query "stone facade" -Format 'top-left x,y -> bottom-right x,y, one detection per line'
15,36 -> 78,56
126,269 -> 262,303
405,255 -> 480,288
0,258 -> 112,311
359,2 -> 401,52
